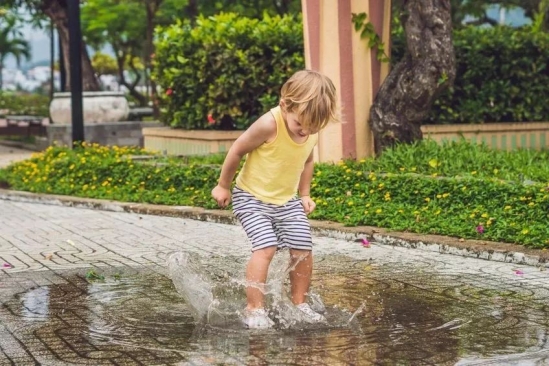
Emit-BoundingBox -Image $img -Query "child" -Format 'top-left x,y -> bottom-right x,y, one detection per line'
211,70 -> 338,329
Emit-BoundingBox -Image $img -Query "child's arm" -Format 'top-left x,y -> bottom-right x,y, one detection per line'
298,151 -> 316,214
212,114 -> 276,207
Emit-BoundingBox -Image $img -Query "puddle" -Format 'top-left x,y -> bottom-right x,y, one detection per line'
2,253 -> 549,365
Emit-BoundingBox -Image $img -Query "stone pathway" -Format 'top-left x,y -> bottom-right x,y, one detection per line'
0,144 -> 34,168
1,200 -> 549,365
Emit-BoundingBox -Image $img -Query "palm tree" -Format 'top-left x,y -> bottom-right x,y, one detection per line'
0,14 -> 31,90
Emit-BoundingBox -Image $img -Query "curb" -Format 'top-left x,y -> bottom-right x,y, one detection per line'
0,189 -> 547,268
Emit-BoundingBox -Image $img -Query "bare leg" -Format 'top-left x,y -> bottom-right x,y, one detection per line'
246,246 -> 277,310
289,249 -> 313,305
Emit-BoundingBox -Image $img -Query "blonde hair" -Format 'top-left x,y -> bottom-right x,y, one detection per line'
280,70 -> 339,131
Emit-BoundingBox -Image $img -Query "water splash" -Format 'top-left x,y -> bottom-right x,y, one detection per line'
167,252 -> 215,322
167,250 -> 351,330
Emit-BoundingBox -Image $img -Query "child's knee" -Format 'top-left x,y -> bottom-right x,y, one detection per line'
252,246 -> 278,261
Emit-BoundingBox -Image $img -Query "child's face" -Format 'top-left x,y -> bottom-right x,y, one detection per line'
285,112 -> 318,138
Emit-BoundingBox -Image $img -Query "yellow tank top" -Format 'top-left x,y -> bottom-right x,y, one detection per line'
236,106 -> 318,205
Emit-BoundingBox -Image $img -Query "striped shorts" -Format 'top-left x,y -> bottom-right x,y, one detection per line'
232,187 -> 313,252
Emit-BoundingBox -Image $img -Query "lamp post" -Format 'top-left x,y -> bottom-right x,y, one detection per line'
67,0 -> 84,146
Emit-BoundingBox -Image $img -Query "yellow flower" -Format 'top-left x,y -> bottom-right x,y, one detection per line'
355,183 -> 360,187
528,202 -> 535,207
521,229 -> 529,235
436,194 -> 442,199
442,193 -> 450,198
470,213 -> 476,218
471,171 -> 477,175
364,210 -> 369,215
376,209 -> 382,214
356,171 -> 363,176
425,197 -> 431,202
435,210 -> 441,215
481,213 -> 489,218
348,201 -> 354,206
504,206 -> 511,210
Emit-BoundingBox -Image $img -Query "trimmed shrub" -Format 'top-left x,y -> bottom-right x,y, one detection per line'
152,13 -> 305,130
392,26 -> 549,124
0,92 -> 50,117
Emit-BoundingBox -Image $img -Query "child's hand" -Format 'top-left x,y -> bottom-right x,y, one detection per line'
300,196 -> 316,214
212,185 -> 231,207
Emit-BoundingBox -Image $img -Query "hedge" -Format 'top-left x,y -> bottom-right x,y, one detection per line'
154,15 -> 549,129
391,26 -> 549,125
430,27 -> 549,124
152,13 -> 305,130
0,92 -> 50,117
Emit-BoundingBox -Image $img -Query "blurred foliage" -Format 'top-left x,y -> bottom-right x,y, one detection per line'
153,12 -> 304,130
0,92 -> 50,117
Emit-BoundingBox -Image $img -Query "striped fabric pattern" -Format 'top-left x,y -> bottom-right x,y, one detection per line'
232,187 -> 313,252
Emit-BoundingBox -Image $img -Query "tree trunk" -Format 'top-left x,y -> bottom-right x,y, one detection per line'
186,0 -> 198,23
369,0 -> 456,155
41,0 -> 100,92
145,2 -> 161,117
0,60 -> 3,91
115,52 -> 147,106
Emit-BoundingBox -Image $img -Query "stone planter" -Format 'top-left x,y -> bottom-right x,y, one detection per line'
143,127 -> 243,155
422,122 -> 549,151
49,91 -> 130,124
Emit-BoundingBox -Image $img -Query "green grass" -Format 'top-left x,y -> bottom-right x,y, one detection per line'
1,140 -> 548,248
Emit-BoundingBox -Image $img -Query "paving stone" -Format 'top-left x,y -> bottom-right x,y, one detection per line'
1,199 -> 549,365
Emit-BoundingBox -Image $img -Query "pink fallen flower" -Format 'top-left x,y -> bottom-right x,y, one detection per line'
361,238 -> 370,248
476,225 -> 484,234
514,270 -> 524,275
3,263 -> 11,268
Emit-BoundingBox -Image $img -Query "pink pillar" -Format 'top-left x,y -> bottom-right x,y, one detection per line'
302,0 -> 392,162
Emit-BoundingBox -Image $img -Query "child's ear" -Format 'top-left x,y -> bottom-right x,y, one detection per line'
279,99 -> 286,110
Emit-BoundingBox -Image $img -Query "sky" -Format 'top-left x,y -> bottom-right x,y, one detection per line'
4,23 -> 51,69
4,6 -> 530,70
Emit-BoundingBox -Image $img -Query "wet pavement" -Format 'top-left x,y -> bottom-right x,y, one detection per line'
1,199 -> 549,365
0,144 -> 34,169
